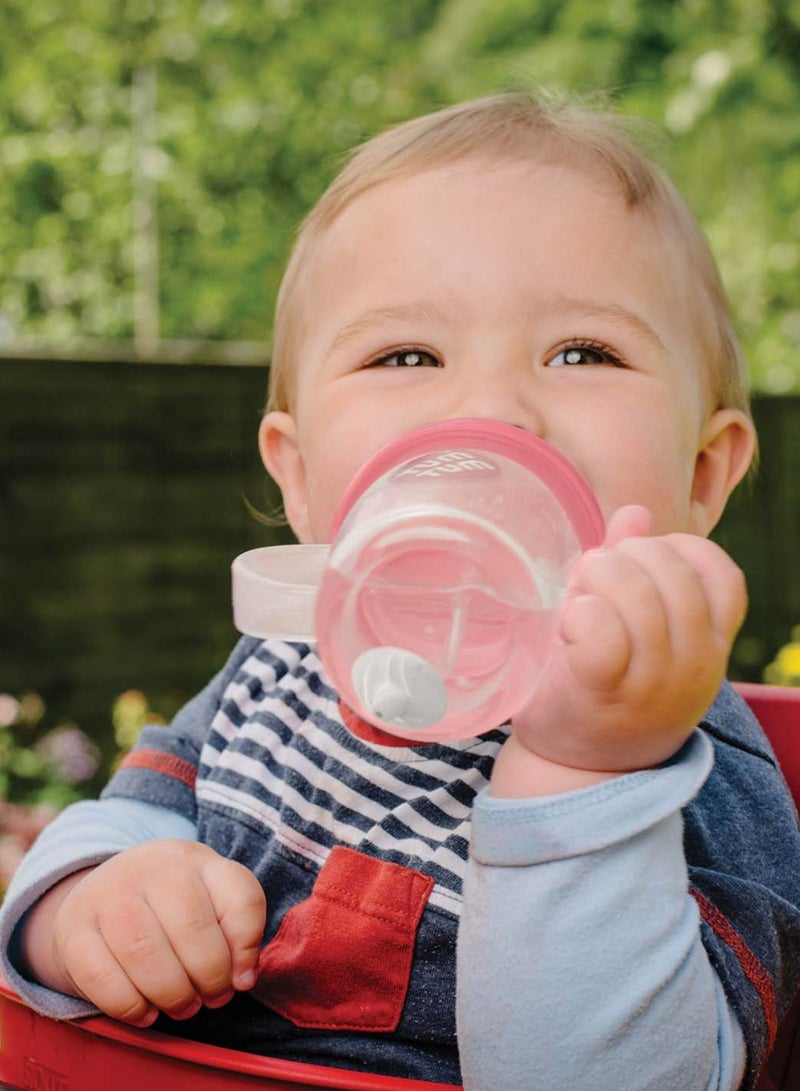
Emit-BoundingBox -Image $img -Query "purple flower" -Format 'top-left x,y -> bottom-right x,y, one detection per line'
37,726 -> 100,783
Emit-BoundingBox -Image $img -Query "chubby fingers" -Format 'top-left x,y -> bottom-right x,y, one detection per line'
121,852 -> 265,1017
561,530 -> 746,701
598,505 -> 746,644
201,850 -> 266,993
659,531 -> 748,641
54,843 -> 266,1027
55,871 -> 195,1026
558,504 -> 662,692
54,901 -> 161,1026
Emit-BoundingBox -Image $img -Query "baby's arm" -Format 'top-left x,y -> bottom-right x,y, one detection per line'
493,505 -> 747,795
457,733 -> 746,1091
460,508 -> 751,1088
0,797 -> 193,1018
0,796 -> 265,1026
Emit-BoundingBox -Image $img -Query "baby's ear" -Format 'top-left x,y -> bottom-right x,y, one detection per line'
258,412 -> 312,543
689,408 -> 757,535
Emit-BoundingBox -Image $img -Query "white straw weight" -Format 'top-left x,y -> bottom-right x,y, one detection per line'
351,646 -> 449,731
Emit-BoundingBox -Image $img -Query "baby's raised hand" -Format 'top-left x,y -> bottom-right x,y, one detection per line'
493,506 -> 747,796
27,840 -> 266,1026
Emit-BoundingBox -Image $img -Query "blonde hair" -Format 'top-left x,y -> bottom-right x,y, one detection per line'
267,90 -> 750,419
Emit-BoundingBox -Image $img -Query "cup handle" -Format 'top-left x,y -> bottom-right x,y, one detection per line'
232,544 -> 329,641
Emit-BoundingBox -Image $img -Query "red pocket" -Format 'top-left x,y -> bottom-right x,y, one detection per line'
252,846 -> 434,1032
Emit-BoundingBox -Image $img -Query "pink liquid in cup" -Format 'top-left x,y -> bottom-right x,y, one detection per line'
315,419 -> 604,742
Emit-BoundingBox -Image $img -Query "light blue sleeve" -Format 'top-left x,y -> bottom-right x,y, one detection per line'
456,730 -> 747,1091
0,797 -> 197,1019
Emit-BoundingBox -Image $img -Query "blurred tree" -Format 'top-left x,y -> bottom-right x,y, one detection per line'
0,0 -> 798,391
414,0 -> 800,394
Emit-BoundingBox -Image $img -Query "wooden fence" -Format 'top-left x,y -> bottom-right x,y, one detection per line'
1,357 -> 798,762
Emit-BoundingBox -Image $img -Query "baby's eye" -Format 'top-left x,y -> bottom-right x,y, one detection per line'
368,348 -> 442,368
547,342 -> 624,368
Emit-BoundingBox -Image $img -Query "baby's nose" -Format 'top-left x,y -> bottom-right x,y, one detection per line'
446,376 -> 546,437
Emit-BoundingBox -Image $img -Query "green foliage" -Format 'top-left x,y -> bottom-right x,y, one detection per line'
0,0 -> 798,391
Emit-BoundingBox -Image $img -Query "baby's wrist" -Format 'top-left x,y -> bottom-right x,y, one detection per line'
490,735 -> 619,799
19,867 -> 93,993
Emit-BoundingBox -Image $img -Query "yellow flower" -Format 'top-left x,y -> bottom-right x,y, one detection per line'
764,632 -> 800,687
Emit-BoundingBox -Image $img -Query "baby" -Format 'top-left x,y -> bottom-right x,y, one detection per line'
3,91 -> 800,1091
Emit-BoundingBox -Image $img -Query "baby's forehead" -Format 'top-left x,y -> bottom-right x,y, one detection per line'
307,154 -> 686,293
313,155 -> 623,256
325,148 -> 626,218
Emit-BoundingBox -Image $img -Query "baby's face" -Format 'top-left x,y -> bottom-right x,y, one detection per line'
263,158 -> 747,543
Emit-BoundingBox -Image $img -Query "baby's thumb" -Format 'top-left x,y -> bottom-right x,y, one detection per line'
601,504 -> 655,548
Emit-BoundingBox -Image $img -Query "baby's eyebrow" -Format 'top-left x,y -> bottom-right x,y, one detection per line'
327,302 -> 446,355
542,293 -> 666,351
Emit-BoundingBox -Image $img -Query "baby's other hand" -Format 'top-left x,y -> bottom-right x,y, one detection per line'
492,506 -> 747,796
43,841 -> 266,1026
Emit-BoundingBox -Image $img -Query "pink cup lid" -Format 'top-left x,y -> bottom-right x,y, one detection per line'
331,418 -> 605,550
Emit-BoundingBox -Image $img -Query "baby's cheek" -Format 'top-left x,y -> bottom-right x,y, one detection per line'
306,478 -> 349,544
307,447 -> 379,543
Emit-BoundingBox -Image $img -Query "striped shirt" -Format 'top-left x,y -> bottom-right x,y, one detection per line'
195,639 -> 506,917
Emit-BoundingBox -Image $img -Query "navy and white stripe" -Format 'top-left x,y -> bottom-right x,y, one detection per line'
196,640 -> 505,915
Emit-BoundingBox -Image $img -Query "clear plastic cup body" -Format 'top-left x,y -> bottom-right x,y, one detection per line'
315,420 -> 604,742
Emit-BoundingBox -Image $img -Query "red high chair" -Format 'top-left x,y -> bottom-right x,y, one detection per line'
0,683 -> 798,1091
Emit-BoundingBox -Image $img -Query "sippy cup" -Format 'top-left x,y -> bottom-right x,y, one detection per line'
232,419 -> 604,743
